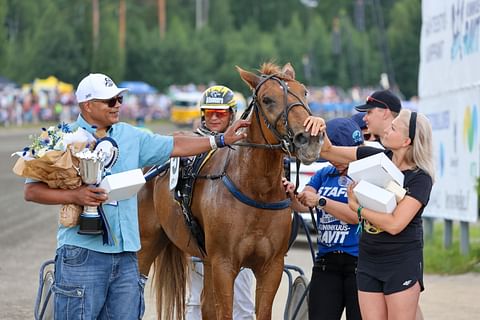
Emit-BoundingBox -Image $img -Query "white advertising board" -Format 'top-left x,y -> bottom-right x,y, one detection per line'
419,0 -> 480,97
419,0 -> 480,222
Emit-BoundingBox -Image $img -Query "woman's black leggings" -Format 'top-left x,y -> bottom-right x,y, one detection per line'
308,252 -> 362,320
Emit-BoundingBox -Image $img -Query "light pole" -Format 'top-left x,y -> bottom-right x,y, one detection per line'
300,0 -> 318,9
300,0 -> 318,85
195,0 -> 209,30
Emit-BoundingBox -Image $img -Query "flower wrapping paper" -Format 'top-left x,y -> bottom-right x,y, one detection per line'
12,126 -> 96,227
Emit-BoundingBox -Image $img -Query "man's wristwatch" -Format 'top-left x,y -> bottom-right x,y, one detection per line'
318,196 -> 327,208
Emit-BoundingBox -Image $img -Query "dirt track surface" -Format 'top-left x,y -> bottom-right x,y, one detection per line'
1,125 -> 479,319
142,237 -> 480,319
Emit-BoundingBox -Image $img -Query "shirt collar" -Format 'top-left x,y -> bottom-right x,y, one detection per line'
74,114 -> 113,137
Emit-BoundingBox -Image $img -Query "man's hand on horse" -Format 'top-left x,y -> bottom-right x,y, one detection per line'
223,119 -> 250,144
303,116 -> 326,136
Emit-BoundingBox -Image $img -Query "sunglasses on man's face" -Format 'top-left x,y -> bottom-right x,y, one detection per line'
204,109 -> 230,118
94,96 -> 123,108
366,96 -> 389,109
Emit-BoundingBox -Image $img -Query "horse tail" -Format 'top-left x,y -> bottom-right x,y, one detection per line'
152,236 -> 188,320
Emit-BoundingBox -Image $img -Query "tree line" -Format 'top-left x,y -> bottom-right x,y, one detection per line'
0,0 -> 420,98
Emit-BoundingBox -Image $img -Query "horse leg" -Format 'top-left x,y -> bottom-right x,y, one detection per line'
137,178 -> 163,276
200,260 -> 222,320
137,226 -> 166,276
254,257 -> 285,320
201,259 -> 236,319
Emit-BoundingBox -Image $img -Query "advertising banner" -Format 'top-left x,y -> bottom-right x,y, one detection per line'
419,0 -> 480,222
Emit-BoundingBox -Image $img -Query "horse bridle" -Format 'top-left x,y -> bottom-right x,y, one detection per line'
194,74 -> 313,211
235,73 -> 312,156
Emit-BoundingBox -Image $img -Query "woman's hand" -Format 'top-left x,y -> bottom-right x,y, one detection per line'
297,190 -> 320,208
282,177 -> 296,197
347,182 -> 360,212
303,116 -> 326,137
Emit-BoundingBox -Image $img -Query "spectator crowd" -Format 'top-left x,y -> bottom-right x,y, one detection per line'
0,80 -> 416,128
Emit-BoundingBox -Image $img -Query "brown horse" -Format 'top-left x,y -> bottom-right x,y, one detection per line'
137,62 -> 321,320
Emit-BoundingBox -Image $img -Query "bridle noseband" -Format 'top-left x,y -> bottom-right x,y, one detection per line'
235,73 -> 312,156
196,73 -> 313,211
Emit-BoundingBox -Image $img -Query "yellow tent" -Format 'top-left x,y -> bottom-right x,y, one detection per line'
30,76 -> 74,94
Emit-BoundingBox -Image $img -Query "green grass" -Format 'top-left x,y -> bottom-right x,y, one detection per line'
424,220 -> 480,274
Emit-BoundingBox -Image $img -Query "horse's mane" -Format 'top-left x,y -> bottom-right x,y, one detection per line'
259,62 -> 292,80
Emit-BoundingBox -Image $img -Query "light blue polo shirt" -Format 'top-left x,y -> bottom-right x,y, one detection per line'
57,114 -> 174,253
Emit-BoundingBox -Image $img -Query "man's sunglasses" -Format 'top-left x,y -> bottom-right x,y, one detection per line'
366,96 -> 389,109
204,109 -> 230,118
94,96 -> 123,108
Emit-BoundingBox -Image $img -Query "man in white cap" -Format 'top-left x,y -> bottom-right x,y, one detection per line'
23,73 -> 249,320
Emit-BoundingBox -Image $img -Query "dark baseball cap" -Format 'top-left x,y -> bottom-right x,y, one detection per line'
326,118 -> 364,147
351,112 -> 367,130
354,90 -> 401,113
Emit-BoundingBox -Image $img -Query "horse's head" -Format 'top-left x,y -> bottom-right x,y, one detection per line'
237,62 -> 321,165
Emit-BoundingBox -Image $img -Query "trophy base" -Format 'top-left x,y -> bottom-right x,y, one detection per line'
78,214 -> 103,235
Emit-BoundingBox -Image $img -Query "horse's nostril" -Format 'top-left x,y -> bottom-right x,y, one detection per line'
293,132 -> 308,147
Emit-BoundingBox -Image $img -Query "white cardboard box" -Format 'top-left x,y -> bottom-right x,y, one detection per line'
348,153 -> 404,188
99,169 -> 146,201
353,180 -> 397,214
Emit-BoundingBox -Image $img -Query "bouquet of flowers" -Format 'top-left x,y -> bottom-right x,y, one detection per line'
12,123 -> 97,226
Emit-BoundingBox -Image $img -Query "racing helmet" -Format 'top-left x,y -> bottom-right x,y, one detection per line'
199,85 -> 237,130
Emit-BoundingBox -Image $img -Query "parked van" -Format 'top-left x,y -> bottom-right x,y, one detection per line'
170,91 -> 202,125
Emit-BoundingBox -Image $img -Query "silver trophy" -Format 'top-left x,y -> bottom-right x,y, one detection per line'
75,137 -> 119,236
76,150 -> 106,235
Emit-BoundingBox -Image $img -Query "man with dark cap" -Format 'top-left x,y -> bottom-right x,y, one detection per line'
354,90 -> 401,144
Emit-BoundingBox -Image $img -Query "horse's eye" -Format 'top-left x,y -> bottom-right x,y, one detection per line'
262,96 -> 274,105
304,90 -> 309,98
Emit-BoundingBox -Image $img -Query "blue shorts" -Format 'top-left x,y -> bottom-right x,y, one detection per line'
52,245 -> 146,319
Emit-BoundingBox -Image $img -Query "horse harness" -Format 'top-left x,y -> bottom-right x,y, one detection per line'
144,73 -> 313,254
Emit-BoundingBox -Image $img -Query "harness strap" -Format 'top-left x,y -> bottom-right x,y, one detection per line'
221,175 -> 291,210
143,161 -> 170,181
287,211 -> 301,250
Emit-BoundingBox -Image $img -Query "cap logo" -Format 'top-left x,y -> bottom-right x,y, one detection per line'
352,130 -> 363,144
86,93 -> 92,98
206,97 -> 223,104
104,77 -> 114,87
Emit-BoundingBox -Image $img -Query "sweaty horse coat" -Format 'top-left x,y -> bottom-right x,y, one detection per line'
137,62 -> 321,320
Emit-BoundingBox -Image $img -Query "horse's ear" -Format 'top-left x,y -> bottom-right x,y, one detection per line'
282,63 -> 296,79
237,66 -> 261,90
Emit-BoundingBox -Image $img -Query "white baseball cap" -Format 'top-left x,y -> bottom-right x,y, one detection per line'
75,73 -> 128,103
